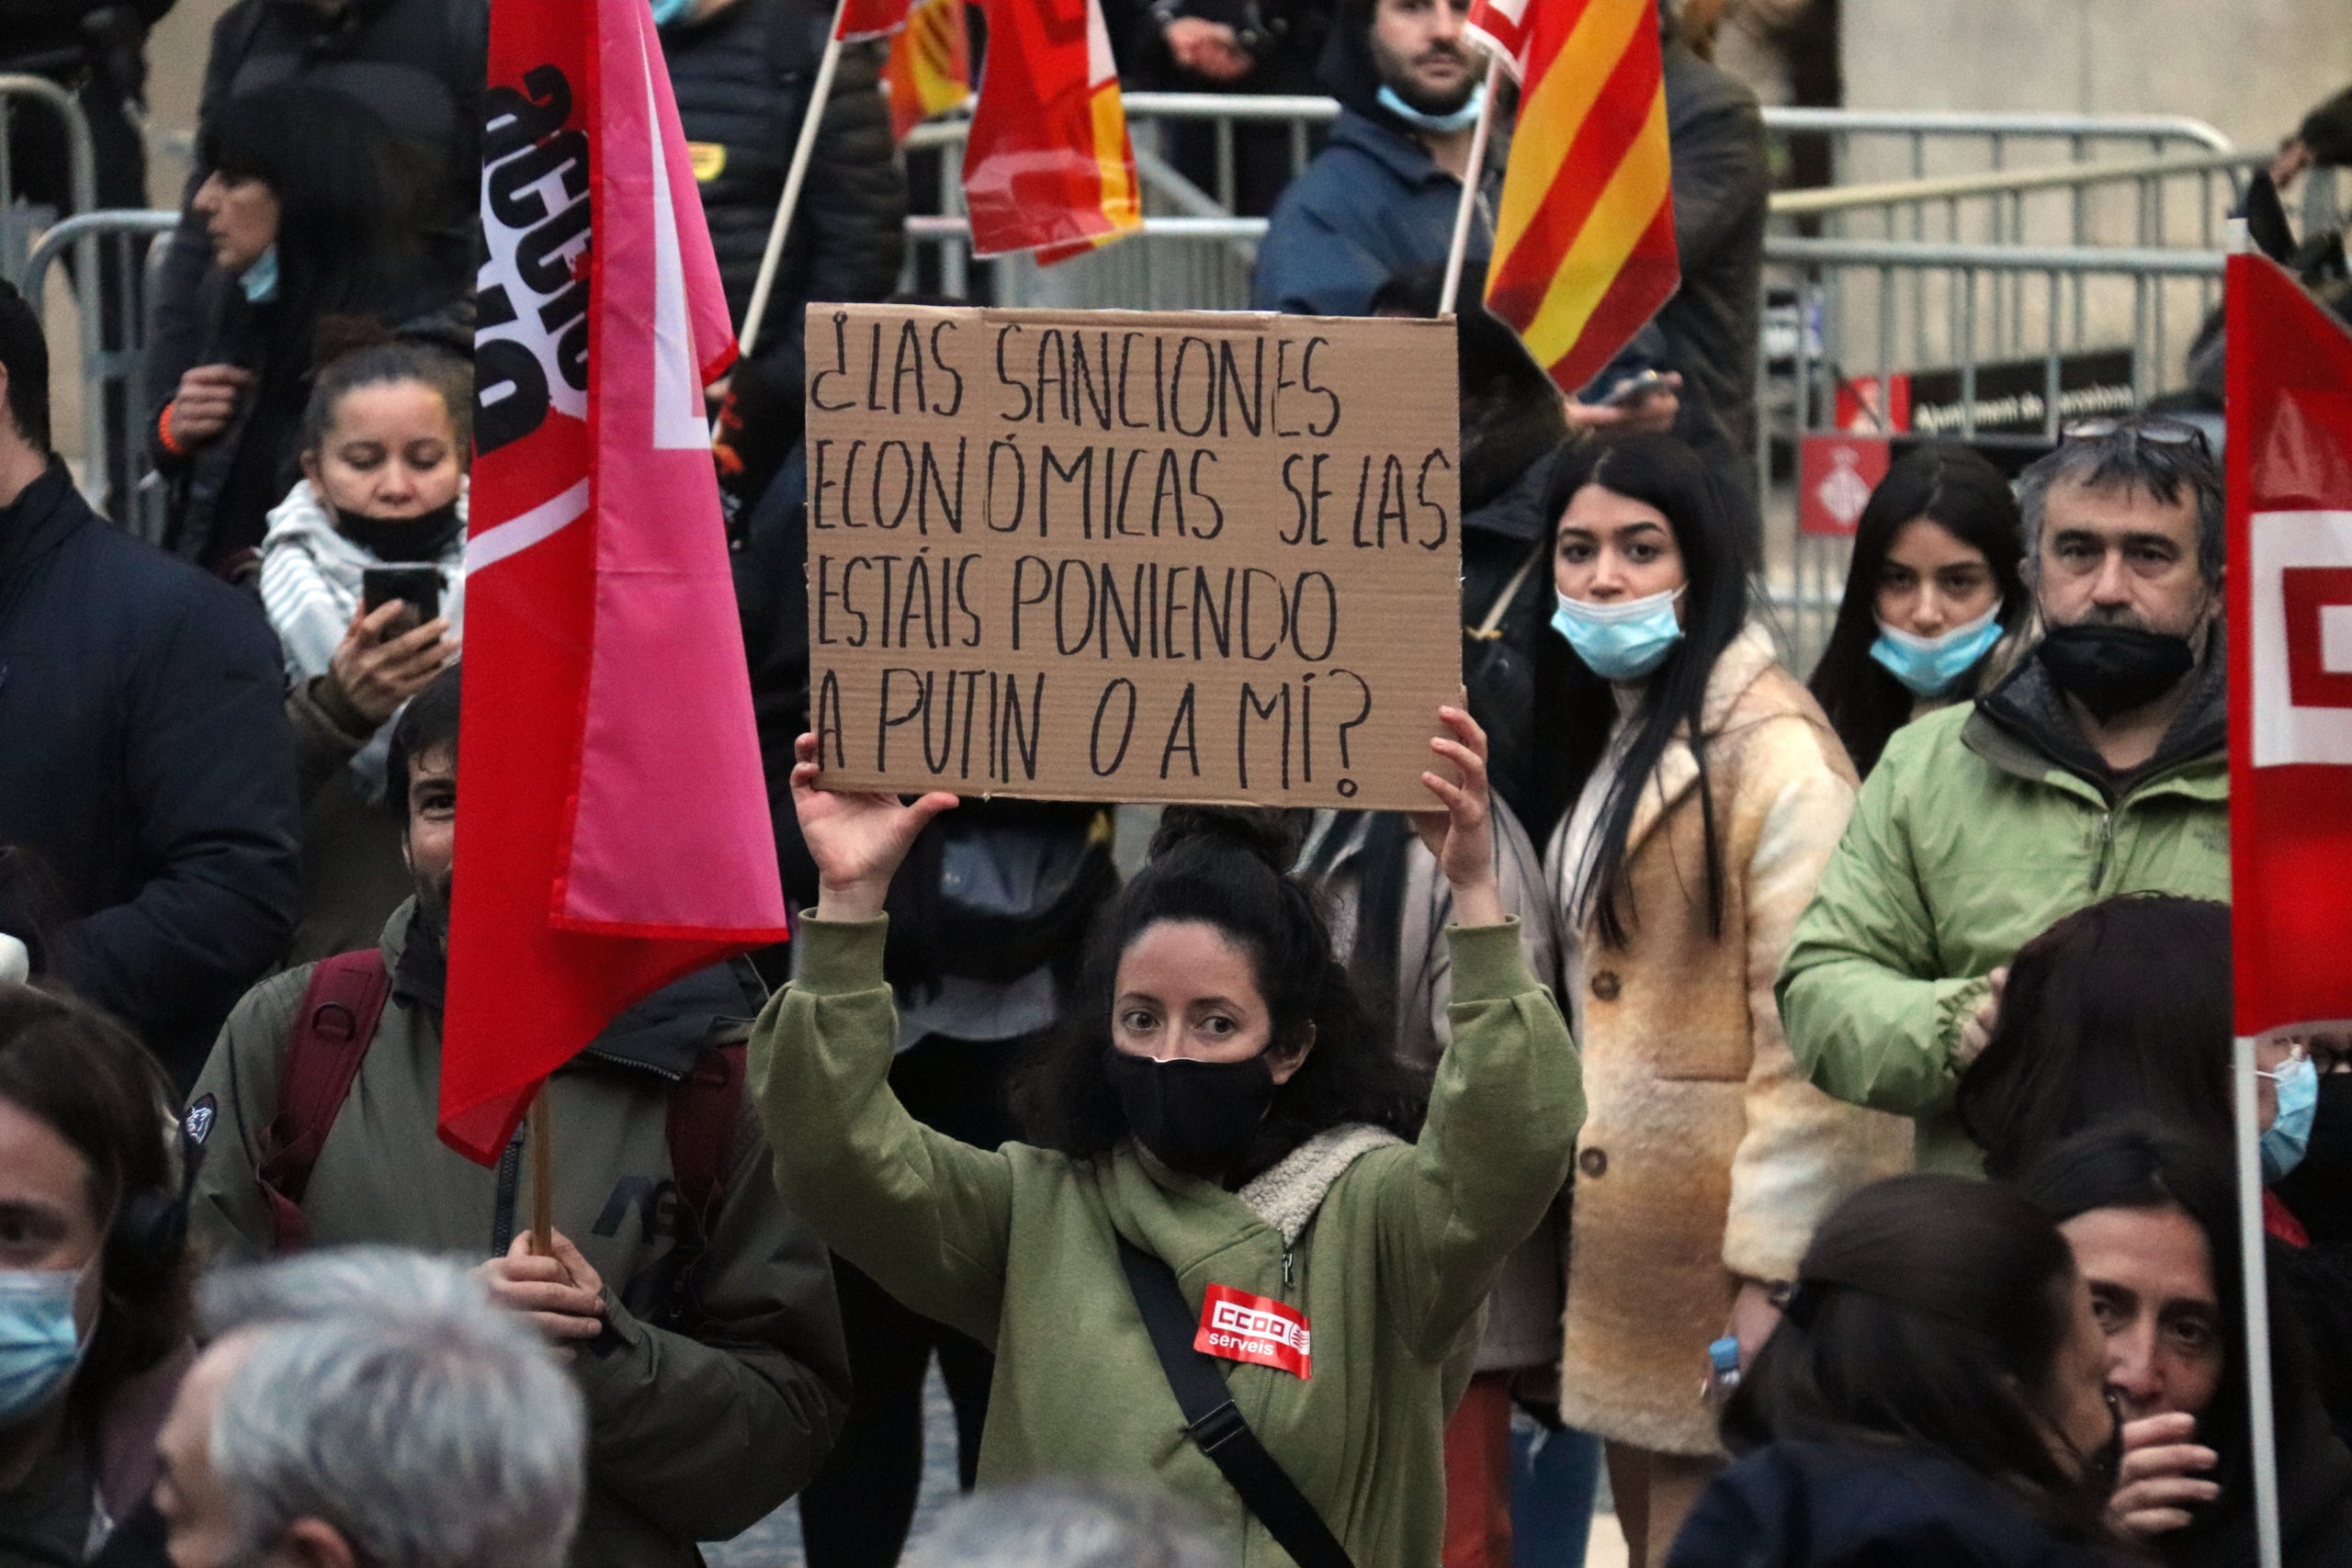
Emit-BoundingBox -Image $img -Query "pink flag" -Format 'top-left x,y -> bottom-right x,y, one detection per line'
445,0 -> 786,1161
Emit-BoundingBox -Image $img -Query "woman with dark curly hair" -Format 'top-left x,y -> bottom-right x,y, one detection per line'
0,985 -> 196,1564
752,706 -> 1583,1566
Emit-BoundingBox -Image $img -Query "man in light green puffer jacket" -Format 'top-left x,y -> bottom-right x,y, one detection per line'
1778,419 -> 2231,1175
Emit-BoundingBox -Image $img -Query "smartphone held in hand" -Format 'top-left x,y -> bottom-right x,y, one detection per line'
362,565 -> 443,631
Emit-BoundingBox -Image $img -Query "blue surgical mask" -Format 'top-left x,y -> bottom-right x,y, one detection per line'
0,1263 -> 91,1427
1376,83 -> 1487,135
1869,601 -> 2005,697
238,245 -> 279,304
1551,587 -> 1685,682
2263,1054 -> 2320,1181
649,0 -> 691,26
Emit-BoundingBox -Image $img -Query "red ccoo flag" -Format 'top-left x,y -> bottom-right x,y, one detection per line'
962,0 -> 1141,263
835,0 -> 910,41
451,0 -> 788,1161
1473,0 -> 1679,395
2228,253 -> 2352,1036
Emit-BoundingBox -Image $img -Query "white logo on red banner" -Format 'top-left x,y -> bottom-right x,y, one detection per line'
1194,1284 -> 1311,1379
2251,510 -> 2352,767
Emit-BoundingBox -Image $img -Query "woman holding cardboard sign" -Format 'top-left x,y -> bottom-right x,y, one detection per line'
749,708 -> 1582,1567
1527,434 -> 1913,1565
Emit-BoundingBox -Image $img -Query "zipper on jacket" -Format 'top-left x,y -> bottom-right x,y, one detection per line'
2090,809 -> 2118,895
1282,1247 -> 1295,1290
490,1122 -> 526,1257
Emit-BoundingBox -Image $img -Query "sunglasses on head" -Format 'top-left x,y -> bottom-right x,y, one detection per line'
2061,416 -> 2211,456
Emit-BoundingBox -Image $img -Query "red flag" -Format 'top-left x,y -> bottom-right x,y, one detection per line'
962,0 -> 1140,262
1464,0 -> 1532,75
451,0 -> 786,1161
1479,0 -> 1679,395
2227,253 -> 2352,1036
836,0 -> 909,41
881,0 -> 969,143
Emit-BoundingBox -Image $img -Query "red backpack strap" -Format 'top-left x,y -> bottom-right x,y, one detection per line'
255,951 -> 392,1252
659,1039 -> 745,1328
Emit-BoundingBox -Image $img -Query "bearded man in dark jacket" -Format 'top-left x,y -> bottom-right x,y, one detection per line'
663,0 -> 907,507
0,283 -> 299,1087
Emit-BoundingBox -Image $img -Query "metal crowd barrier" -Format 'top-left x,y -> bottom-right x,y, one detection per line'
897,97 -> 2240,309
0,73 -> 97,277
1758,238 -> 2229,672
21,209 -> 180,538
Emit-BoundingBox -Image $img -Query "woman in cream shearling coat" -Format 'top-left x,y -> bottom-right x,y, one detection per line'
1529,435 -> 1911,1566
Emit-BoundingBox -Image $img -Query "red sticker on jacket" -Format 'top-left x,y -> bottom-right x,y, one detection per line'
1195,1284 -> 1312,1379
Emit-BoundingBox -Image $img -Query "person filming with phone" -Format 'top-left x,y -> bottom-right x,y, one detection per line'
256,338 -> 466,960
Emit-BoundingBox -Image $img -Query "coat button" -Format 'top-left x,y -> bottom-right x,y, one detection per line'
1590,970 -> 1622,1001
1578,1147 -> 1608,1179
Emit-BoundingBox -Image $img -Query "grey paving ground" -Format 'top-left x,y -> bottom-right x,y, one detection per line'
706,1363 -> 967,1568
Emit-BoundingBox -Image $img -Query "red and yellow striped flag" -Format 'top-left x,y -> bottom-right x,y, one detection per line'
1470,0 -> 1679,394
962,0 -> 1141,263
882,0 -> 969,143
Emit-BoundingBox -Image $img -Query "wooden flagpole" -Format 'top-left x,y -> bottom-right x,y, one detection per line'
1438,56 -> 1503,317
738,0 -> 851,358
528,1084 -> 555,1258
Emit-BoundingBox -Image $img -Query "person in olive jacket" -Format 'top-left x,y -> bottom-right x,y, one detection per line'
187,669 -> 851,1568
752,706 -> 1583,1565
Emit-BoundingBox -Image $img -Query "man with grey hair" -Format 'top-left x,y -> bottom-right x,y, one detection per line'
153,1247 -> 587,1568
1778,415 -> 2231,1177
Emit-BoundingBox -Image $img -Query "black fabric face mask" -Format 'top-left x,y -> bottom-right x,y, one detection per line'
2274,1073 -> 2352,1245
337,500 -> 462,564
2039,623 -> 2197,721
1104,1049 -> 1277,1181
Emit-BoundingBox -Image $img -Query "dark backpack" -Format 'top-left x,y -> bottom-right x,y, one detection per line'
252,950 -> 743,1325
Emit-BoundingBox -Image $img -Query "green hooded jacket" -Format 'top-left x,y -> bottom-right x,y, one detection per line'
1776,654 -> 2230,1174
187,901 -> 852,1568
750,916 -> 1582,1568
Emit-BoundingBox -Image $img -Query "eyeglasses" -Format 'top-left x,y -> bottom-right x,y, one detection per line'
2061,416 -> 2212,457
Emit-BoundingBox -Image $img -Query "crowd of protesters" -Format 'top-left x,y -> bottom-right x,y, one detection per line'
3,0 -> 2352,1563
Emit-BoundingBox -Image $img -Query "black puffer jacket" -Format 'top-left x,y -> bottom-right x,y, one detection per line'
0,462 -> 300,1087
663,0 -> 904,371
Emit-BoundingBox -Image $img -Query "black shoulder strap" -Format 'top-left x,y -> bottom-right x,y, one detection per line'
1114,1239 -> 1356,1568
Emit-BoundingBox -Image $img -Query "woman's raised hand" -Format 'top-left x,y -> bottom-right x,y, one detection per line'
1409,705 -> 1505,928
789,732 -> 957,922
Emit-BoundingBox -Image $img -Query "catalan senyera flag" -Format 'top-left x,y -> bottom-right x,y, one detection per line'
962,0 -> 1141,263
2227,254 -> 2352,1036
835,0 -> 909,41
449,0 -> 787,1160
882,0 -> 969,143
1471,0 -> 1679,395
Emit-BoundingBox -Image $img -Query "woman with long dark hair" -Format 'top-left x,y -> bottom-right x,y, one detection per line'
1956,895 -> 2235,1179
2024,1125 -> 2352,1568
149,81 -> 447,572
1531,434 -> 1910,1565
1668,1175 -> 2129,1566
751,708 -> 1583,1565
1806,444 -> 2030,777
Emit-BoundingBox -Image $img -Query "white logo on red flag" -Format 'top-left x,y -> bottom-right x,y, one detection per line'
2250,510 -> 2352,767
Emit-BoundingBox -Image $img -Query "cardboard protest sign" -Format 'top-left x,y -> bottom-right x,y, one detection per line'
803,304 -> 1462,808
